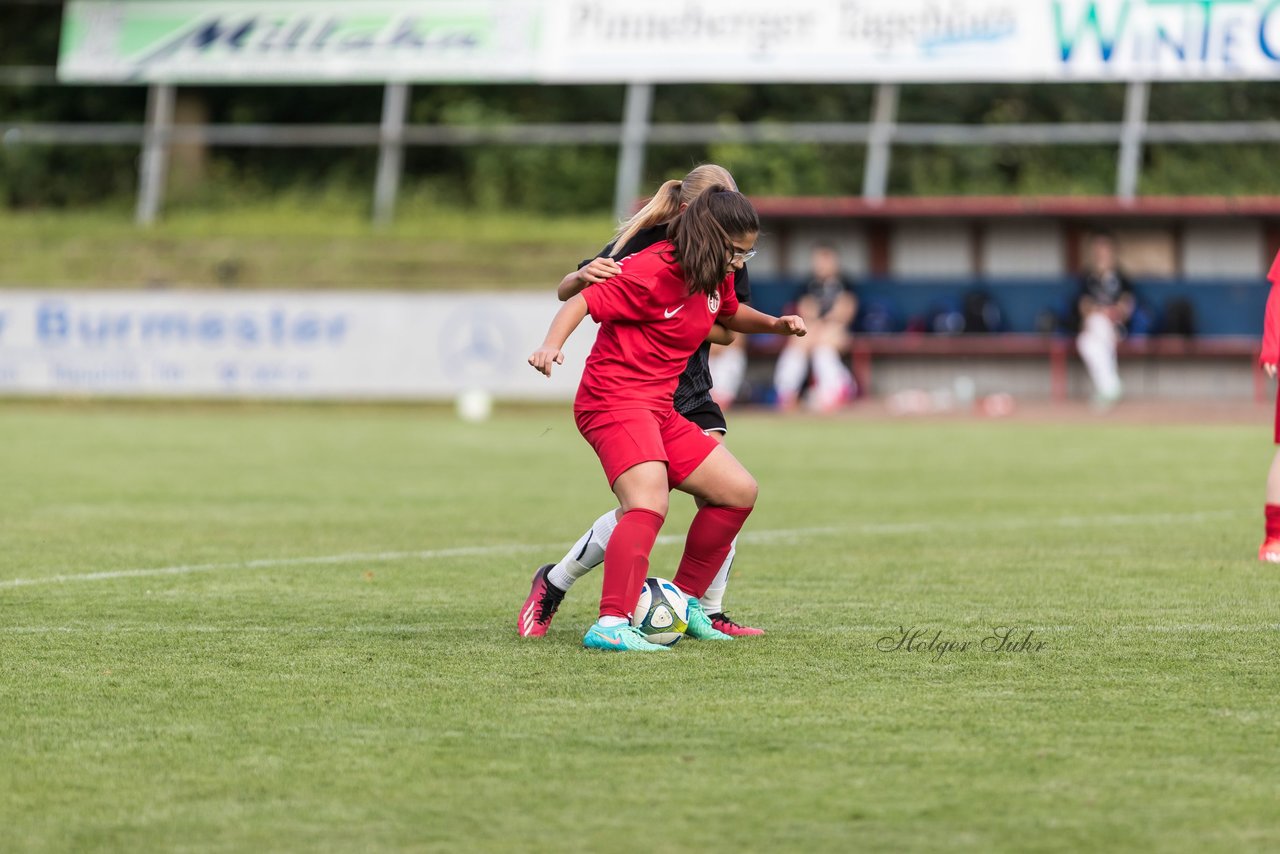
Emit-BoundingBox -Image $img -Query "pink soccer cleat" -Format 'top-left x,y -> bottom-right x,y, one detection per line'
1259,539 -> 1280,563
708,612 -> 765,637
517,564 -> 565,637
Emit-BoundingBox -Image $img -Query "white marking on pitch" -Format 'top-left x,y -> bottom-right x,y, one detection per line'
3,623 -> 1277,635
0,509 -> 1240,590
1,624 -> 439,634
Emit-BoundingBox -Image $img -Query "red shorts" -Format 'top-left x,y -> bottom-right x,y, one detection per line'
576,408 -> 719,489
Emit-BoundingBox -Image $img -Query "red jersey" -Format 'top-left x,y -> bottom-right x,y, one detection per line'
1262,250 -> 1280,366
577,241 -> 739,412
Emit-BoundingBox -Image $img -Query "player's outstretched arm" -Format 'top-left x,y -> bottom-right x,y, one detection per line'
529,294 -> 589,377
557,258 -> 622,301
722,304 -> 806,337
705,323 -> 736,346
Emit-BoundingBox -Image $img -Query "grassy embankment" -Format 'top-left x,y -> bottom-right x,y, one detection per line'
0,199 -> 615,290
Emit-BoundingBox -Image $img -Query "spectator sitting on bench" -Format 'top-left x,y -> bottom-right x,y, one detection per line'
773,243 -> 858,412
1076,232 -> 1135,409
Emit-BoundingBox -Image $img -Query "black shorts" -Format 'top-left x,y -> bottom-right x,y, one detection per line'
679,398 -> 728,434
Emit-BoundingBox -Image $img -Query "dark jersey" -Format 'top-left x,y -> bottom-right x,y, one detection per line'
797,273 -> 856,318
1078,269 -> 1133,308
578,223 -> 752,414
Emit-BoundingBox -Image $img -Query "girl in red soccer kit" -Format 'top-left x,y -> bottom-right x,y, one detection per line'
528,188 -> 806,651
518,164 -> 766,640
1258,250 -> 1280,561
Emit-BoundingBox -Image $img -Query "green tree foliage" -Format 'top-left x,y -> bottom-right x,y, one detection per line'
2,5 -> 1276,212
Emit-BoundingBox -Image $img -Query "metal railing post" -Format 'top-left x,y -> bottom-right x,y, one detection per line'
613,82 -> 653,222
135,83 -> 175,226
862,83 -> 899,202
1117,80 -> 1149,201
374,82 -> 410,225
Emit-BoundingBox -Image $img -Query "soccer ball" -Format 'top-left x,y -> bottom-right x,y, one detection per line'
631,577 -> 689,646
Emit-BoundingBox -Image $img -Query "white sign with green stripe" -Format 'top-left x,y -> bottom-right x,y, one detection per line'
58,0 -> 541,83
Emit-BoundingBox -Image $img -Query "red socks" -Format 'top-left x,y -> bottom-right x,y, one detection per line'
598,504 -> 753,618
599,508 -> 665,620
1265,504 -> 1280,541
673,505 -> 753,599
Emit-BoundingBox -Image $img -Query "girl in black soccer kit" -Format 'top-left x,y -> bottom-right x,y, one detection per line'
518,164 -> 763,639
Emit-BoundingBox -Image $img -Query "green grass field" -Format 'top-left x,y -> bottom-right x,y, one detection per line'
3,403 -> 1279,853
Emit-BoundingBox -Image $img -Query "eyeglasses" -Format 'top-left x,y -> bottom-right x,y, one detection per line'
730,248 -> 757,263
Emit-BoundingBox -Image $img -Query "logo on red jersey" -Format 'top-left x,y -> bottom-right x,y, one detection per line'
707,292 -> 721,314
663,304 -> 684,319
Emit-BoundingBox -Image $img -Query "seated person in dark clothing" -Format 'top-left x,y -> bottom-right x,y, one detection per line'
772,243 -> 858,412
1076,232 -> 1135,408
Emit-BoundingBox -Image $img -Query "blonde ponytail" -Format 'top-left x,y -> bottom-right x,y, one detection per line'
608,164 -> 740,258
609,179 -> 683,258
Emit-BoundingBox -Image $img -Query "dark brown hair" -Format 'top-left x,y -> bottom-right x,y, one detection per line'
664,186 -> 759,296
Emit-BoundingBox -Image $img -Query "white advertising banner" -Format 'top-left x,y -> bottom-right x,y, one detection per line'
543,0 -> 1280,81
541,0 -> 1043,82
58,0 -> 542,83
0,291 -> 591,401
60,0 -> 1280,83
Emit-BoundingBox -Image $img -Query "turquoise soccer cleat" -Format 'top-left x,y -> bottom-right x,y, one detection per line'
582,622 -> 672,652
684,599 -> 734,641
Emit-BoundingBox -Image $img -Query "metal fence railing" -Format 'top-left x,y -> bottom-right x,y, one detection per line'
5,70 -> 1280,225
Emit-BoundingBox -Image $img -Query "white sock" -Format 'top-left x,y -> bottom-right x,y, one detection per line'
773,344 -> 809,399
1077,314 -> 1122,400
598,615 -> 627,628
699,538 -> 736,615
547,509 -> 618,591
812,345 -> 852,402
710,346 -> 747,403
